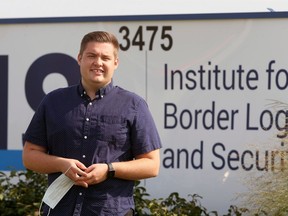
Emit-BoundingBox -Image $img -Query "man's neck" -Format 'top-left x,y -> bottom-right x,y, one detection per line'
81,80 -> 110,100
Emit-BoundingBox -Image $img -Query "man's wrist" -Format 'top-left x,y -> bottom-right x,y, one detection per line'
106,162 -> 115,178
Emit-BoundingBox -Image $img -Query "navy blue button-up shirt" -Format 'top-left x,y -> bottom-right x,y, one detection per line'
24,81 -> 162,216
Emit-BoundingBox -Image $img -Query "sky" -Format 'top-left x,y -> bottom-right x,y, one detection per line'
0,0 -> 287,19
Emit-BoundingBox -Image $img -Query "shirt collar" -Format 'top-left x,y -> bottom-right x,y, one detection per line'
78,80 -> 114,100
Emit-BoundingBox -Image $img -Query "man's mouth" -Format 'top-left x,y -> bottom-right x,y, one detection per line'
91,69 -> 104,74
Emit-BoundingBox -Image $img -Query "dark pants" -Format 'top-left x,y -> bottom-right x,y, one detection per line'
124,209 -> 134,216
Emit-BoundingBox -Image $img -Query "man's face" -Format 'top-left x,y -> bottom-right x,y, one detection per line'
77,41 -> 119,90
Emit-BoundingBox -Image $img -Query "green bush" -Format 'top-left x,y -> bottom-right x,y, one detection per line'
0,170 -> 47,216
0,170 -> 251,216
133,181 -> 251,216
134,181 -> 212,216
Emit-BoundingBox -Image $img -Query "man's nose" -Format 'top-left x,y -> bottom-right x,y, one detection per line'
93,57 -> 102,66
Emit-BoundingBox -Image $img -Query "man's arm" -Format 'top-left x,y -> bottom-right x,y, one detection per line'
22,141 -> 88,187
81,149 -> 161,185
24,141 -> 160,185
113,149 -> 160,180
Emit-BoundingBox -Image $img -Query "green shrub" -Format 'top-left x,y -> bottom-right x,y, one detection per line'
0,170 -> 255,216
0,170 -> 47,216
134,180 -> 212,216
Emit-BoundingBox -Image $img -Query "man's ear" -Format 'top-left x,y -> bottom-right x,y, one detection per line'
77,53 -> 82,65
114,57 -> 119,68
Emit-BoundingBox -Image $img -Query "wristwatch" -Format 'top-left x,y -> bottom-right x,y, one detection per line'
106,162 -> 115,178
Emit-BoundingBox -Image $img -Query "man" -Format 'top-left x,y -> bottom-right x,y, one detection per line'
23,31 -> 162,216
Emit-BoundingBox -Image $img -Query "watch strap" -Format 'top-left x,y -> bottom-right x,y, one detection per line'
106,162 -> 115,178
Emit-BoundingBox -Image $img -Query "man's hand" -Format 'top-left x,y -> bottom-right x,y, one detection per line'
63,159 -> 89,188
80,163 -> 109,185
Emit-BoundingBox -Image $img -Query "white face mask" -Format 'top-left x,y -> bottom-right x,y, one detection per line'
42,174 -> 74,209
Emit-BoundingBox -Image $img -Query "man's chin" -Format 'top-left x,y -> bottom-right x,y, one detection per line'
92,79 -> 111,86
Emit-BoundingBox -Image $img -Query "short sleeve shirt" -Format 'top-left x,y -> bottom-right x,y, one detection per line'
24,82 -> 162,216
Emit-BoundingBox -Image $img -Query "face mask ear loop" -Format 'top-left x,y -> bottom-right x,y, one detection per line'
47,207 -> 51,216
38,200 -> 43,216
64,166 -> 72,175
38,201 -> 51,216
39,200 -> 51,216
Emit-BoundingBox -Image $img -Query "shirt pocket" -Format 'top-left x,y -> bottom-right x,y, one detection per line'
91,115 -> 128,144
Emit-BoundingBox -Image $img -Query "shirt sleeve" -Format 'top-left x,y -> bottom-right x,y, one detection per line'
23,97 -> 48,148
130,98 -> 162,156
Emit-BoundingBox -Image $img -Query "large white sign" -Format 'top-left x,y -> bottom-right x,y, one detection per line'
1,14 -> 288,213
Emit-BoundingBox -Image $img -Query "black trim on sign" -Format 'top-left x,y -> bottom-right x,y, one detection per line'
0,56 -> 8,149
0,12 -> 288,24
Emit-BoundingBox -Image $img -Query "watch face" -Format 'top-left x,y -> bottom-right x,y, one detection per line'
108,170 -> 115,178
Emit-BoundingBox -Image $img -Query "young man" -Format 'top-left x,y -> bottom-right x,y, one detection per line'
23,31 -> 162,216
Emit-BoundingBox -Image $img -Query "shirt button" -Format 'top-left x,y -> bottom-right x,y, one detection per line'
79,192 -> 82,196
82,155 -> 86,158
86,118 -> 90,121
89,102 -> 92,106
84,136 -> 87,139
